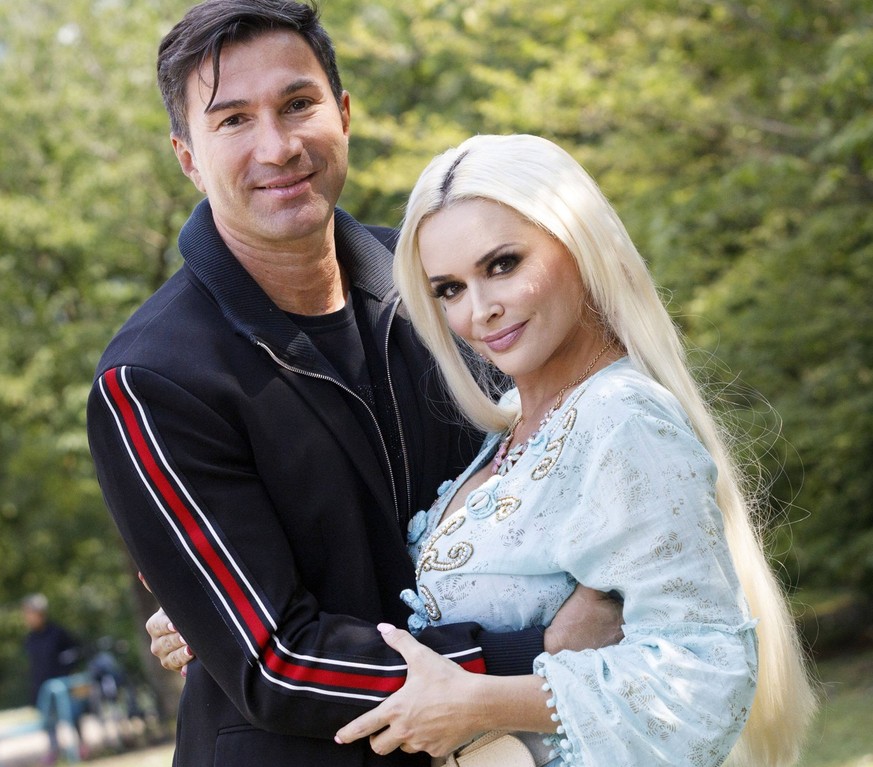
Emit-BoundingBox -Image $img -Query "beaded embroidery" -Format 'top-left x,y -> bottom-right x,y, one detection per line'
491,342 -> 613,476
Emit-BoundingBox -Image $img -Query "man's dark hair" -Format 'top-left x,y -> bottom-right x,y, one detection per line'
157,0 -> 343,143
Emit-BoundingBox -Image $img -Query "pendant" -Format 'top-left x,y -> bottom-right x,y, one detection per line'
494,442 -> 527,476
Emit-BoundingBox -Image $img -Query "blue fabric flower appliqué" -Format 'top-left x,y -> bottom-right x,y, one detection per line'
466,486 -> 497,520
400,588 -> 429,635
437,479 -> 455,497
528,429 -> 549,455
407,510 -> 429,545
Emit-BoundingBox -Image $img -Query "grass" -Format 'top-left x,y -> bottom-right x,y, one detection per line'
798,645 -> 873,767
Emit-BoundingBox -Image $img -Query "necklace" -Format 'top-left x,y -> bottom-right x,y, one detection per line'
491,342 -> 613,476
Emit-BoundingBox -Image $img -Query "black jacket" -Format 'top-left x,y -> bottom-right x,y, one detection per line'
24,622 -> 80,705
87,200 -> 543,766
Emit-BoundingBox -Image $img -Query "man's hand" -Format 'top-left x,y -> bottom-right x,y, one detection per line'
544,584 -> 624,654
146,605 -> 195,677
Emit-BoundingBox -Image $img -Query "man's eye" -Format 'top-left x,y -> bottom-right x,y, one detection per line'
219,115 -> 242,128
289,99 -> 311,111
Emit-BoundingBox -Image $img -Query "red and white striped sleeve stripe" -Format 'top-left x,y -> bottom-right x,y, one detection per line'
97,366 -> 484,702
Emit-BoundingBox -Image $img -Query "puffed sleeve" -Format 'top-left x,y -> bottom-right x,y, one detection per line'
533,400 -> 757,767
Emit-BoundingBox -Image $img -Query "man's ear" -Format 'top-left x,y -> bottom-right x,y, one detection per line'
172,135 -> 205,193
340,91 -> 351,138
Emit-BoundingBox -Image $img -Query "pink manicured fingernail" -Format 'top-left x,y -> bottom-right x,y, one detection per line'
334,735 -> 344,744
181,667 -> 187,678
185,645 -> 194,657
168,622 -> 176,632
376,623 -> 396,634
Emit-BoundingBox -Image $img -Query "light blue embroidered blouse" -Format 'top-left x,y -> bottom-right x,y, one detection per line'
404,358 -> 757,766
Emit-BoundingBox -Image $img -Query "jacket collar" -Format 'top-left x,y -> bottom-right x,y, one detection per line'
177,198 -> 398,368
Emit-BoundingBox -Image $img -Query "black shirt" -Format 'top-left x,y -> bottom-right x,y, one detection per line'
287,289 -> 408,522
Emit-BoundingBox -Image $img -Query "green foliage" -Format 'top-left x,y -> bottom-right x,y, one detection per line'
329,0 -> 873,594
0,0 -> 870,709
0,0 -> 197,707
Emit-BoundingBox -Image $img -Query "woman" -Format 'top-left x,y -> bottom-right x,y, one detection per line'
334,135 -> 815,766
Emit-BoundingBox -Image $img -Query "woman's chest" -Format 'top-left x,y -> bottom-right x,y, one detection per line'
409,467 -> 579,630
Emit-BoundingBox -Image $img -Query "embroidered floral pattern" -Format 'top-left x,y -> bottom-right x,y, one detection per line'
531,407 -> 577,481
647,716 -> 678,740
619,678 -> 655,713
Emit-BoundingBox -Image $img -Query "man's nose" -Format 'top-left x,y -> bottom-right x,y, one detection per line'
255,117 -> 302,166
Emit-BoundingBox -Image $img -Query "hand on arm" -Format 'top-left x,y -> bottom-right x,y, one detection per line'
138,573 -> 195,677
146,605 -> 194,677
334,624 -> 555,758
142,584 -> 625,723
90,366 -> 500,737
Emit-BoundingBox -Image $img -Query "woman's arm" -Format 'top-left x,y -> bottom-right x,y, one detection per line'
335,623 -> 555,757
145,582 -> 624,676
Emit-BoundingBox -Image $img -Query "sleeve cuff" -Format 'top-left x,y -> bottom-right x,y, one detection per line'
478,626 -> 545,676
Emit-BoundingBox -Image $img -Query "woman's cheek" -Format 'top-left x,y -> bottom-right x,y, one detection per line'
444,305 -> 471,342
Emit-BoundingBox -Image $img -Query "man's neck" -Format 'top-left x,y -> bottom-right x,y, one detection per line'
217,218 -> 347,315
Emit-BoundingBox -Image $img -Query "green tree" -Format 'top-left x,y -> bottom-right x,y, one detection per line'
0,0 -> 870,711
331,0 -> 873,594
0,0 -> 195,709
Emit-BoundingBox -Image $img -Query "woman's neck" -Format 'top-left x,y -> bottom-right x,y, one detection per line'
512,339 -> 620,438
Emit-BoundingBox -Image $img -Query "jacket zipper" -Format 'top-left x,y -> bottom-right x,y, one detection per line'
253,336 -> 406,526
383,299 -> 412,523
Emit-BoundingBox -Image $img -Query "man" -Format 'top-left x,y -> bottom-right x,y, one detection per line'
22,594 -> 85,763
87,2 -> 619,765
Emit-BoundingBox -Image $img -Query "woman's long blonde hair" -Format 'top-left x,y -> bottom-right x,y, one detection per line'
393,134 -> 816,766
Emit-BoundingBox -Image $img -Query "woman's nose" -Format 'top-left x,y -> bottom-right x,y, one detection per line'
470,289 -> 502,324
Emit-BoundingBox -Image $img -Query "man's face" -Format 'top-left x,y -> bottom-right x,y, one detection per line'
172,29 -> 350,250
23,607 -> 45,631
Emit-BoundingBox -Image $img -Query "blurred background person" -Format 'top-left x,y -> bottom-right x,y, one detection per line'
21,593 -> 87,764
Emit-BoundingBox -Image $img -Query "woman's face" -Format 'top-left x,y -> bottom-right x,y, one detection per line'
417,198 -> 594,388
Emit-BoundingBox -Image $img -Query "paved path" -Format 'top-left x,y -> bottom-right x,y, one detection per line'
0,712 -> 169,767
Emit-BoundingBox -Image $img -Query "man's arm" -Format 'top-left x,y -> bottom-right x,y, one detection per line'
88,364 -> 490,737
543,584 -> 624,654
147,585 -> 625,674
334,590 -> 627,758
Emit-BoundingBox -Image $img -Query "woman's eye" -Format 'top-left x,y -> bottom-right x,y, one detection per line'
433,282 -> 462,301
489,255 -> 519,275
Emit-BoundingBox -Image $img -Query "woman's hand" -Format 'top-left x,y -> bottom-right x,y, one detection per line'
334,624 -> 487,757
